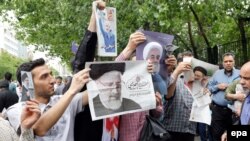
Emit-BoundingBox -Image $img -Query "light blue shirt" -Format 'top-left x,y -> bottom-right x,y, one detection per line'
208,68 -> 240,106
240,94 -> 250,125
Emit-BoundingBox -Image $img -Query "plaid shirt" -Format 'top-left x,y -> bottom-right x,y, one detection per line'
116,53 -> 163,141
115,53 -> 147,141
163,77 -> 197,134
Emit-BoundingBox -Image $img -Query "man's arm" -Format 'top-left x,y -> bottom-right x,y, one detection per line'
72,1 -> 105,74
115,32 -> 146,61
207,72 -> 220,93
33,69 -> 90,136
165,62 -> 192,99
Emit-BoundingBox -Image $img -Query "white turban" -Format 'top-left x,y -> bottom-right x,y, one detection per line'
143,42 -> 163,60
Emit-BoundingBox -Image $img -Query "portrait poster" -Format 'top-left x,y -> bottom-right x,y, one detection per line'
191,58 -> 219,77
94,2 -> 117,57
136,30 -> 175,97
86,61 -> 156,121
21,71 -> 35,101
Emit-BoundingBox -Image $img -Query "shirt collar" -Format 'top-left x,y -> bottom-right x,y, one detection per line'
224,68 -> 234,76
39,99 -> 53,112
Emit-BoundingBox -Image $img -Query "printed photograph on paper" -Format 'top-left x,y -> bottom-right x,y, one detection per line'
136,30 -> 175,98
86,61 -> 156,120
94,2 -> 117,57
21,71 -> 35,101
191,58 -> 219,77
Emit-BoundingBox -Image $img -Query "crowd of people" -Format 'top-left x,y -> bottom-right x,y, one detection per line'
0,1 -> 250,141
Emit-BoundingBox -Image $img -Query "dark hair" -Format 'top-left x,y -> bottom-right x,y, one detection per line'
4,72 -> 12,81
16,58 -> 45,85
89,63 -> 125,80
56,76 -> 63,80
182,51 -> 193,57
223,52 -> 235,59
0,80 -> 9,89
193,66 -> 207,76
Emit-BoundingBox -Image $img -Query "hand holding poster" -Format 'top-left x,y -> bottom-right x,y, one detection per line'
86,61 -> 156,121
94,1 -> 117,57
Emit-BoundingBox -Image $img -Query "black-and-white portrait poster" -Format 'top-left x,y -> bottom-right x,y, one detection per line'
21,71 -> 35,101
86,61 -> 156,121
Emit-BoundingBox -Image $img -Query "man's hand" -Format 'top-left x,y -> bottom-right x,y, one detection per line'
147,62 -> 154,73
21,99 -> 41,129
221,132 -> 227,141
174,62 -> 191,74
165,55 -> 177,73
217,83 -> 228,90
96,0 -> 105,10
234,92 -> 246,102
203,88 -> 211,95
120,31 -> 146,59
68,68 -> 91,95
155,92 -> 163,107
126,32 -> 146,52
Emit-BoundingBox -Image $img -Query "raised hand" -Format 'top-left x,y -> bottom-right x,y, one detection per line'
68,68 -> 91,95
126,32 -> 146,51
165,55 -> 177,73
21,99 -> 41,129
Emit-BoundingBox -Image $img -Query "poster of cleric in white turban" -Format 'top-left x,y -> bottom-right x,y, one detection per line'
86,61 -> 156,121
136,30 -> 175,100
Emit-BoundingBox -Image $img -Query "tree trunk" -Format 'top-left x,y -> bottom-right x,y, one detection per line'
189,6 -> 212,63
238,18 -> 248,64
187,21 -> 198,58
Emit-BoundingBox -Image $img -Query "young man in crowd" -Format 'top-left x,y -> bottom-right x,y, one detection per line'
5,58 -> 90,141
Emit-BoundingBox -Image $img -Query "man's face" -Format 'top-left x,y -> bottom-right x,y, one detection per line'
223,55 -> 235,72
32,65 -> 56,99
240,65 -> 250,92
56,78 -> 62,86
96,71 -> 122,110
147,48 -> 161,73
194,70 -> 205,81
105,21 -> 111,32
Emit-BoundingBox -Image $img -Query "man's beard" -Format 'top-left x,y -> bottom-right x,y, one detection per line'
153,62 -> 160,73
100,92 -> 122,110
105,99 -> 122,110
243,88 -> 250,95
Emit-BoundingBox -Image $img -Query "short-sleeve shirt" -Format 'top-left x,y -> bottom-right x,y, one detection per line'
5,93 -> 84,141
163,78 -> 197,134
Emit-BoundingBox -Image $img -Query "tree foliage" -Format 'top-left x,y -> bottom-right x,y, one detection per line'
0,51 -> 26,80
0,0 -> 249,65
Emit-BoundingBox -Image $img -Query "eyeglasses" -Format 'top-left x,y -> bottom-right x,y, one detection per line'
97,80 -> 121,89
